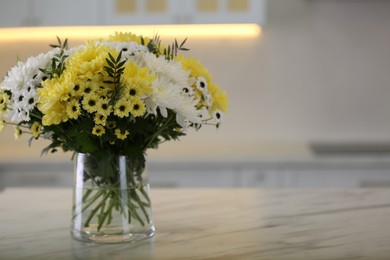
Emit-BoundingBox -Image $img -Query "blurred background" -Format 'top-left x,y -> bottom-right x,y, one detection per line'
1,0 -> 390,189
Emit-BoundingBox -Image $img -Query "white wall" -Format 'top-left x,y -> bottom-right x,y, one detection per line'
1,0 -> 390,160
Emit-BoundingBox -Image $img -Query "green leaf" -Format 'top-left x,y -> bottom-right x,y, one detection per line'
118,59 -> 126,68
106,59 -> 115,68
115,51 -> 123,63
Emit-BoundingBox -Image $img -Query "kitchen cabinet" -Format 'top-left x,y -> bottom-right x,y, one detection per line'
2,156 -> 390,189
0,0 -> 266,27
104,0 -> 266,25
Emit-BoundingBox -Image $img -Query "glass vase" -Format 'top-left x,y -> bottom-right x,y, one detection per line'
71,153 -> 155,243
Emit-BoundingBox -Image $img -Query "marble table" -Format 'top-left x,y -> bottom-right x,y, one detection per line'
1,188 -> 390,259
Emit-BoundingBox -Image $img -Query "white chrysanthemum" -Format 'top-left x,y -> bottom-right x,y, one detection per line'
146,77 -> 181,117
21,86 -> 38,112
134,52 -> 190,87
174,95 -> 202,128
203,92 -> 212,108
9,107 -> 29,123
146,77 -> 201,127
3,49 -> 61,92
195,76 -> 208,93
96,41 -> 147,59
213,109 -> 223,123
181,86 -> 195,96
1,49 -> 61,123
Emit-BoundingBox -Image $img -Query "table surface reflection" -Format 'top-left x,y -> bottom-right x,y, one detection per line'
1,187 -> 390,259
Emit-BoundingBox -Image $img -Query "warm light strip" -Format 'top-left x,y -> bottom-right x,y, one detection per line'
0,24 -> 261,41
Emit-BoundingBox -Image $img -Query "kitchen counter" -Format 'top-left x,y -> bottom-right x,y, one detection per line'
1,188 -> 390,259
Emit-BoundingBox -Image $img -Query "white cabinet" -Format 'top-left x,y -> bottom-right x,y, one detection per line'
103,0 -> 266,25
3,157 -> 390,188
148,162 -> 238,187
0,0 -> 266,27
0,0 -> 35,27
285,169 -> 390,188
102,0 -> 180,25
240,169 -> 286,187
35,0 -> 101,26
183,0 -> 266,24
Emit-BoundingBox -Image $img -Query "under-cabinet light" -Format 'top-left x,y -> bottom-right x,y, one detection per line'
0,24 -> 261,42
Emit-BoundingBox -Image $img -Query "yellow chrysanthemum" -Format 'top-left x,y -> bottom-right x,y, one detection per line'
82,93 -> 100,113
0,120 -> 6,132
124,84 -> 141,99
66,44 -> 117,80
92,125 -> 105,136
115,128 -> 129,140
122,61 -> 154,97
175,55 -> 212,83
114,99 -> 131,118
66,99 -> 81,119
0,90 -> 9,109
14,126 -> 22,140
41,102 -> 69,126
108,32 -> 148,45
129,98 -> 146,117
107,121 -> 116,129
208,83 -> 229,113
94,113 -> 107,126
69,78 -> 85,97
31,121 -> 41,138
37,72 -> 74,125
38,72 -> 73,113
96,100 -> 112,117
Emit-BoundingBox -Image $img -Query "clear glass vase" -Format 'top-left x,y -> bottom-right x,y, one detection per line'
71,153 -> 155,243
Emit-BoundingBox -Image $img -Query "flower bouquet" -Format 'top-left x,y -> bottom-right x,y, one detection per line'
0,32 -> 229,243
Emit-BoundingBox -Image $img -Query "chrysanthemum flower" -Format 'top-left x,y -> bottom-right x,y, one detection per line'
115,128 -> 129,140
14,126 -> 22,140
97,100 -> 112,117
94,113 -> 107,126
82,93 -> 100,113
195,76 -> 208,93
69,79 -> 85,97
107,121 -> 116,129
66,99 -> 81,119
92,125 -> 105,136
130,98 -> 146,117
122,61 -> 154,97
31,121 -> 41,138
175,55 -> 212,83
208,82 -> 229,113
67,44 -> 116,80
125,84 -> 141,99
0,120 -> 6,132
213,110 -> 223,123
108,32 -> 146,45
114,99 -> 131,118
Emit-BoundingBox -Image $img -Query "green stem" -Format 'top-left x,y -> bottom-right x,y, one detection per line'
144,113 -> 175,149
84,191 -> 111,228
98,198 -> 116,231
82,190 -> 105,212
131,189 -> 150,224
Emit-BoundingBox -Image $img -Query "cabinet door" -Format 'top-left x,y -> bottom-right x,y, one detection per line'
285,170 -> 390,188
0,0 -> 35,27
103,0 -> 180,25
35,0 -> 101,26
149,169 -> 237,188
241,169 -> 287,188
183,0 -> 266,24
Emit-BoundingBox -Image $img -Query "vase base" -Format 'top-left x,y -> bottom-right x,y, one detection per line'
71,228 -> 155,244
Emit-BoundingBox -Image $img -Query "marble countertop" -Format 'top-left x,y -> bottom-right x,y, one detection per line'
1,188 -> 390,259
